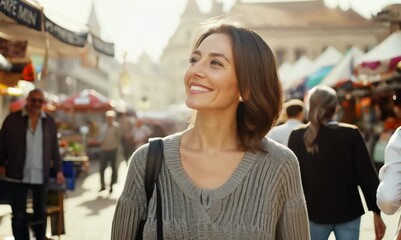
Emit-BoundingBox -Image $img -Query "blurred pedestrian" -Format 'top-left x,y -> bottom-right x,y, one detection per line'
118,112 -> 135,162
288,85 -> 385,240
0,88 -> 64,240
112,19 -> 309,239
129,118 -> 152,152
377,126 -> 401,239
98,110 -> 120,193
267,98 -> 305,146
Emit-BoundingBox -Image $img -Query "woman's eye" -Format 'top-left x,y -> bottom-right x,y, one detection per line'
189,57 -> 198,64
211,60 -> 223,66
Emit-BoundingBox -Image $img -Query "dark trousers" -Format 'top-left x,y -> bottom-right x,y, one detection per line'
99,149 -> 118,188
6,181 -> 47,240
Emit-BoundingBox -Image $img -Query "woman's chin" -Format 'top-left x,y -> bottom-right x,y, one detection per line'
185,99 -> 199,110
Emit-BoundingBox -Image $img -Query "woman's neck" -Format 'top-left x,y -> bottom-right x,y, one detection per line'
181,124 -> 241,152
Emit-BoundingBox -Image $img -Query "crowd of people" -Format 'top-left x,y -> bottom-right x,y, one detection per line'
1,17 -> 401,240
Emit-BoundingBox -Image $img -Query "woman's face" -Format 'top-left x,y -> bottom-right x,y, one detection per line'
184,33 -> 240,111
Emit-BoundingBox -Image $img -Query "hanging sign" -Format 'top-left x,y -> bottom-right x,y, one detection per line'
44,16 -> 88,47
92,34 -> 114,57
0,0 -> 42,30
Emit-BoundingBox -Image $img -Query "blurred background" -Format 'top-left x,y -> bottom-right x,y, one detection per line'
1,0 -> 401,239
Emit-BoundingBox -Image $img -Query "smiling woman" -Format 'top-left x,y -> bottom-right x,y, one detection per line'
111,18 -> 309,240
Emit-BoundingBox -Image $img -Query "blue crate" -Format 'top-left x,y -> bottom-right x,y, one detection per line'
62,161 -> 76,190
65,177 -> 75,190
62,161 -> 76,178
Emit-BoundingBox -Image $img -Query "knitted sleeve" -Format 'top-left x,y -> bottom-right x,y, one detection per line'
276,150 -> 310,240
111,144 -> 149,240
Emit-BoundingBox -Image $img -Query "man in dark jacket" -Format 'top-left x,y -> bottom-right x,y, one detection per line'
0,89 -> 64,240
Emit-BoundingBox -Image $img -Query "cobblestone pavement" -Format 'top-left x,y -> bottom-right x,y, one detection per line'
1,158 -> 400,240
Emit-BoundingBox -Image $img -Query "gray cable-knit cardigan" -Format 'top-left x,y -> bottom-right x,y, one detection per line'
111,132 -> 309,239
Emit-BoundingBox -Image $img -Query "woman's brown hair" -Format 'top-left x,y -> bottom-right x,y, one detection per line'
192,20 -> 282,152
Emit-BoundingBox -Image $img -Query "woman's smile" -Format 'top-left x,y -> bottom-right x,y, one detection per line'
189,83 -> 212,94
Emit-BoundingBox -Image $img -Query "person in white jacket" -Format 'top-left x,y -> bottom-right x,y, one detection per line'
377,126 -> 401,239
266,99 -> 305,146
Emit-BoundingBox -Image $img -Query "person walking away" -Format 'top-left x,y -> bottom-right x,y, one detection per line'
111,19 -> 309,239
267,98 -> 304,146
377,126 -> 401,239
288,85 -> 386,240
0,88 -> 65,240
118,112 -> 135,163
98,110 -> 120,193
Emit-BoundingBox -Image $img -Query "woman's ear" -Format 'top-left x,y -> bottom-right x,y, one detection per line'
240,89 -> 250,102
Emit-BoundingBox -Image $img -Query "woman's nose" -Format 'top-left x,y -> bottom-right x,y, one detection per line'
189,62 -> 206,78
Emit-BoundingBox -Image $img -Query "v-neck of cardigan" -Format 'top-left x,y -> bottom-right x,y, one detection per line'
164,133 -> 258,203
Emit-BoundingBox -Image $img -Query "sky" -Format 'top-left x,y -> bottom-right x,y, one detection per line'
35,0 -> 401,63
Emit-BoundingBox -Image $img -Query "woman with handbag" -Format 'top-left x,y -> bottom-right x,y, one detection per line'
288,86 -> 386,240
111,18 -> 309,239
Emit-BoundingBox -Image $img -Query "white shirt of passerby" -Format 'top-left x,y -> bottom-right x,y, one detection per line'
377,126 -> 401,215
267,119 -> 304,146
99,121 -> 120,151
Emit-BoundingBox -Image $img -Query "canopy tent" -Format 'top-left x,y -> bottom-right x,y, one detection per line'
355,31 -> 401,77
305,65 -> 334,89
281,56 -> 313,91
283,47 -> 342,91
278,62 -> 293,84
57,89 -> 113,112
285,47 -> 342,97
320,47 -> 364,87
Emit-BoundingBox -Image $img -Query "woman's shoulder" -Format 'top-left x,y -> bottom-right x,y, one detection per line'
261,137 -> 299,168
129,143 -> 150,167
133,131 -> 182,155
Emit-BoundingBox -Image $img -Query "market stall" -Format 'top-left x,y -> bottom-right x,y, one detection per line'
56,89 -> 113,112
355,31 -> 401,83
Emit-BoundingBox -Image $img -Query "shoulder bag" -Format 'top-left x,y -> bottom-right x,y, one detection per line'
135,138 -> 164,240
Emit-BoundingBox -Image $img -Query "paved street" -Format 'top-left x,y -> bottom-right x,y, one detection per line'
1,157 -> 401,240
0,157 -> 129,240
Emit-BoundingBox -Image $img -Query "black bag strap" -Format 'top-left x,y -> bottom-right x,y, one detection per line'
144,139 -> 163,202
135,138 -> 164,240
